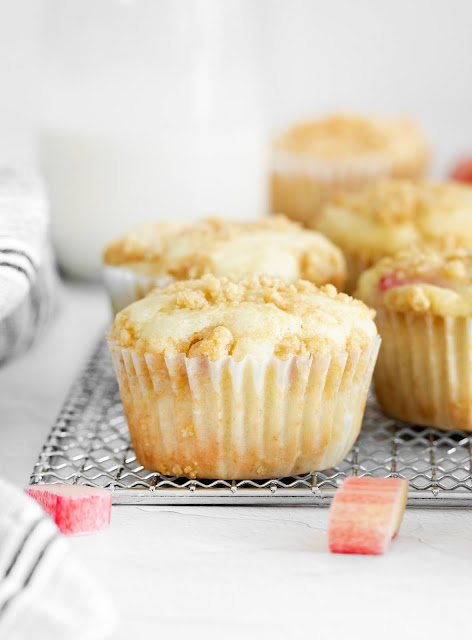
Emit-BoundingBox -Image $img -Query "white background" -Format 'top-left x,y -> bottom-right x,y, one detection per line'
1,5 -> 472,637
1,0 -> 472,276
1,0 -> 471,171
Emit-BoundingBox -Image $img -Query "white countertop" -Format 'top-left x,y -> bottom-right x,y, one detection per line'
1,280 -> 472,639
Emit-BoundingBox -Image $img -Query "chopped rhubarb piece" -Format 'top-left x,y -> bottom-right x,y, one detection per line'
379,275 -> 424,291
379,275 -> 447,293
328,477 -> 408,555
379,275 -> 401,291
450,157 -> 472,184
25,484 -> 112,536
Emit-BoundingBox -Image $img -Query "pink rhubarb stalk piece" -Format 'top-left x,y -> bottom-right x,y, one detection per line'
25,484 -> 112,536
379,275 -> 424,291
450,156 -> 472,184
328,477 -> 408,555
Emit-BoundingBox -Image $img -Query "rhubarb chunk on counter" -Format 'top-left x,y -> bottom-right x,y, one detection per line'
25,484 -> 112,536
328,477 -> 408,555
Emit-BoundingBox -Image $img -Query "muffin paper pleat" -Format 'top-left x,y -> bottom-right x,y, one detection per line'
270,148 -> 426,227
374,309 -> 472,430
108,336 -> 380,479
270,152 -> 393,227
103,265 -> 175,314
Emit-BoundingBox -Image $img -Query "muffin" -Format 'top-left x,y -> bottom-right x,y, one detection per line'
357,248 -> 472,431
103,215 -> 346,313
108,274 -> 380,479
270,114 -> 429,226
316,179 -> 472,292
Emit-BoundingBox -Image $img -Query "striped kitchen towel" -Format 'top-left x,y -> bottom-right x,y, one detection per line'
0,477 -> 116,640
0,168 -> 57,363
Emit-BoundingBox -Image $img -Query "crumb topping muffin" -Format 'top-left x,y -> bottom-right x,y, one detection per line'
332,179 -> 470,224
108,274 -> 380,478
103,215 -> 345,288
316,179 -> 472,291
273,115 -> 429,166
111,274 -> 376,361
319,179 -> 472,252
270,114 -> 429,228
356,248 -> 472,431
356,248 -> 472,316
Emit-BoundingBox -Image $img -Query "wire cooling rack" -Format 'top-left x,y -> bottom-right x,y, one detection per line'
30,336 -> 472,506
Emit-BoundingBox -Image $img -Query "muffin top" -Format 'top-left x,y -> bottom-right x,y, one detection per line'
110,274 -> 377,361
272,114 -> 428,164
103,215 -> 345,288
316,179 -> 472,257
356,248 -> 472,317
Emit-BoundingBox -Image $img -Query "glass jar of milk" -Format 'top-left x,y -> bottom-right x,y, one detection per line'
40,0 -> 266,279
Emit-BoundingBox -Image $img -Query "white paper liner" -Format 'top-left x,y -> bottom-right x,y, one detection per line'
374,310 -> 472,430
270,150 -> 394,227
103,265 -> 175,314
270,148 -> 426,227
107,337 -> 380,479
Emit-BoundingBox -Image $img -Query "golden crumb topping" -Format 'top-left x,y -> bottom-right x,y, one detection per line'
110,275 -> 377,361
273,115 -> 428,161
103,215 -> 345,289
316,179 -> 472,257
331,179 -> 467,224
356,248 -> 472,316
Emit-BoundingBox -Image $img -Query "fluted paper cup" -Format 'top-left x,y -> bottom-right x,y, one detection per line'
103,265 -> 175,314
270,148 -> 426,228
270,151 -> 392,228
107,336 -> 380,479
374,309 -> 472,431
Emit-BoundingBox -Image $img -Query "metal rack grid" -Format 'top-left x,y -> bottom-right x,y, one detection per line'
30,336 -> 472,506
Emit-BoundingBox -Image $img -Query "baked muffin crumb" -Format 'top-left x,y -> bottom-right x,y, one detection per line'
316,179 -> 472,292
111,275 -> 377,360
273,115 -> 428,161
188,326 -> 234,360
331,179 -> 466,225
103,215 -> 346,290
356,248 -> 472,316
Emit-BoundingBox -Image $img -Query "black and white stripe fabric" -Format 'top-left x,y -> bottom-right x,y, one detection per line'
0,168 -> 57,363
0,478 -> 116,639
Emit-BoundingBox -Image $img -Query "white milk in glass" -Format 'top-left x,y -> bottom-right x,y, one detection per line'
40,0 -> 266,279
